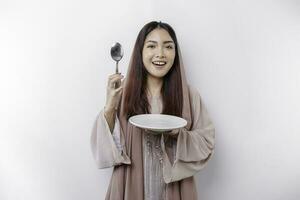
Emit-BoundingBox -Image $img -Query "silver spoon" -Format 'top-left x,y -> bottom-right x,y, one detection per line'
110,42 -> 124,74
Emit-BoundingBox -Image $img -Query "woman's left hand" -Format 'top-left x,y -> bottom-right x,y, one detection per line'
144,129 -> 179,138
165,129 -> 179,138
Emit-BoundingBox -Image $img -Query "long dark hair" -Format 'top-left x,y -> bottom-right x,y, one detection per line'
123,21 -> 183,120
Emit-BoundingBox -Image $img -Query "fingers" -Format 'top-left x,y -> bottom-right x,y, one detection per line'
145,129 -> 160,135
108,73 -> 122,80
115,86 -> 123,93
107,82 -> 123,98
166,129 -> 179,138
108,73 -> 124,88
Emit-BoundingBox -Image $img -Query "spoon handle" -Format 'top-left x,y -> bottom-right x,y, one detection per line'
114,61 -> 120,88
115,61 -> 119,74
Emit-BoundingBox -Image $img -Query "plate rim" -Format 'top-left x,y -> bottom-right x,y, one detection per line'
128,113 -> 187,131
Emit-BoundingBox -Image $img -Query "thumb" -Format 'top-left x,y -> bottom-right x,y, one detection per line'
115,86 -> 123,93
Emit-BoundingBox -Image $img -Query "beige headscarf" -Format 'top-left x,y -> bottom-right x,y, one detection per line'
104,43 -> 198,199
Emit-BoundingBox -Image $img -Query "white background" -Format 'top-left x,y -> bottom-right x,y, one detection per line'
1,0 -> 300,199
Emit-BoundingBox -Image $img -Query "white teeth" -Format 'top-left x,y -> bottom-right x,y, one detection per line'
152,61 -> 166,66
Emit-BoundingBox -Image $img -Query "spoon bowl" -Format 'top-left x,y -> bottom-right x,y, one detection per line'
110,42 -> 124,88
110,42 -> 124,74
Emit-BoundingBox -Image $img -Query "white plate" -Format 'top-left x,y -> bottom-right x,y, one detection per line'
129,114 -> 187,133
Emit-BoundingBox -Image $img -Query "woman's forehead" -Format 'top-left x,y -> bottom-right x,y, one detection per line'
145,28 -> 174,43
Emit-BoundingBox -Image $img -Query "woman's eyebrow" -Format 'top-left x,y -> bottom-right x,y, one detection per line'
145,40 -> 174,44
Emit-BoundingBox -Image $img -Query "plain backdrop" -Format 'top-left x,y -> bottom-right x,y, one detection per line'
1,0 -> 300,199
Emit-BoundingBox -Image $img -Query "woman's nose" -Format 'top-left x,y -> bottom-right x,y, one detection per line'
155,47 -> 165,58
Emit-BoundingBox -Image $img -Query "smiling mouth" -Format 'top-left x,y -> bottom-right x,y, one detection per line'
152,61 -> 167,67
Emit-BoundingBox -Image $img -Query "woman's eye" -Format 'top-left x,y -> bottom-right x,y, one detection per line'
147,45 -> 155,48
166,45 -> 174,49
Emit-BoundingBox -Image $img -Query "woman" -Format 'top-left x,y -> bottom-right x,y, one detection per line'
91,21 -> 215,200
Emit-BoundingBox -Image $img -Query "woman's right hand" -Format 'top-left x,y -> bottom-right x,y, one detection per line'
105,73 -> 124,112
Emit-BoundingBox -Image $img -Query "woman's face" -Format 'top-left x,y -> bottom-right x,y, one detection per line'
142,28 -> 176,79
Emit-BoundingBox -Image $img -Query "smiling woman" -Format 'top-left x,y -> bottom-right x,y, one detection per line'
90,21 -> 215,200
123,22 -> 183,119
142,29 -> 176,78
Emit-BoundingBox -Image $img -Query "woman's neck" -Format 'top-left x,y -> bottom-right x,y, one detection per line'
146,75 -> 163,98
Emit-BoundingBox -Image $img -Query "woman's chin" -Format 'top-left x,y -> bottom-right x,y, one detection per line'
147,66 -> 170,78
148,70 -> 169,78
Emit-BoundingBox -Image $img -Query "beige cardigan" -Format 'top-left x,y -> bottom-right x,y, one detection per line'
90,85 -> 215,184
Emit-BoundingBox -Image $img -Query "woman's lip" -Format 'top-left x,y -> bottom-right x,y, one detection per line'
152,62 -> 167,67
152,62 -> 166,66
152,61 -> 167,64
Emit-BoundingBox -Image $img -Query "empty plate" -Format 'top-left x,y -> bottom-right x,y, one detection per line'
129,114 -> 187,133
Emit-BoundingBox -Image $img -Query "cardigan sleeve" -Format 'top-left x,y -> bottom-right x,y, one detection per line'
160,86 -> 215,183
111,115 -> 123,152
90,108 -> 131,169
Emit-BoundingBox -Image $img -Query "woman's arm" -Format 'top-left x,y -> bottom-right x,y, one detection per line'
90,108 -> 131,169
104,107 -> 117,133
160,86 -> 215,183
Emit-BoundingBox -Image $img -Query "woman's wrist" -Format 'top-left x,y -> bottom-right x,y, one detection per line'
104,105 -> 116,115
104,106 -> 116,122
104,105 -> 117,133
